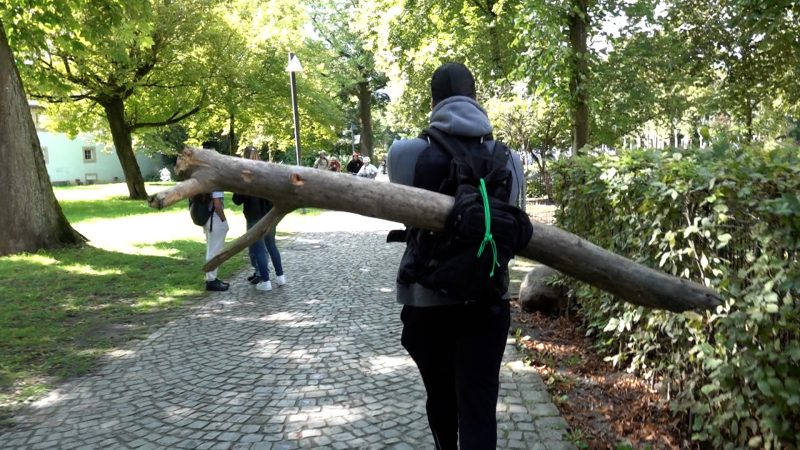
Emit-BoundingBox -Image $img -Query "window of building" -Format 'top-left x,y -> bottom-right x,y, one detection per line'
83,146 -> 96,163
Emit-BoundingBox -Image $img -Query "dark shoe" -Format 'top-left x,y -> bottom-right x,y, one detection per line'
246,272 -> 258,282
215,278 -> 230,288
249,275 -> 262,285
206,279 -> 229,292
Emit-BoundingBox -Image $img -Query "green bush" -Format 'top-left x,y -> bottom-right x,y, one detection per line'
551,142 -> 800,448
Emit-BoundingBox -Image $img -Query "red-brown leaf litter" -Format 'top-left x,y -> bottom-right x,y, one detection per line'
510,302 -> 696,450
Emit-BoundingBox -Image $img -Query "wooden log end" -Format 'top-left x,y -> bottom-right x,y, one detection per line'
660,280 -> 723,313
147,193 -> 164,210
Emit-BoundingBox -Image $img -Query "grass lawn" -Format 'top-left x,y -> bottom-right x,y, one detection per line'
0,182 -> 313,424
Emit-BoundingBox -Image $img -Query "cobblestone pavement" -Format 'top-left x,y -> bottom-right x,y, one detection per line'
0,212 -> 574,449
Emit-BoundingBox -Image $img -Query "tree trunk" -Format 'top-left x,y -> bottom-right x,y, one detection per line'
541,145 -> 553,200
102,97 -> 148,200
0,21 -> 85,256
744,99 -> 754,144
229,112 -> 237,155
357,81 -> 374,160
149,148 -> 722,313
485,1 -> 504,77
568,0 -> 590,155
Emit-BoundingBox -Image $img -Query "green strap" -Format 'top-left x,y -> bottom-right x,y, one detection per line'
477,178 -> 500,277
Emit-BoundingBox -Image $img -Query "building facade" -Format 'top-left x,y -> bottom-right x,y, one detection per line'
31,103 -> 165,185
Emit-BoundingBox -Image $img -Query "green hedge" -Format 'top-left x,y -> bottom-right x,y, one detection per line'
551,143 -> 800,448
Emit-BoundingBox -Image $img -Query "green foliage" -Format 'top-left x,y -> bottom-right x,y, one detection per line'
552,142 -> 800,447
6,0 -> 224,124
376,0 -> 526,133
189,0 -> 346,155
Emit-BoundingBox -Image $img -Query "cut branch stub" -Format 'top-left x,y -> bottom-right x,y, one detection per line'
149,147 -> 723,313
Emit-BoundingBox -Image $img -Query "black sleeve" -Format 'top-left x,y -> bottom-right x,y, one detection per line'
232,193 -> 245,205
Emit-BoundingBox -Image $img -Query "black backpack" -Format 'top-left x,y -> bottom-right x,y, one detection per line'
397,128 -> 533,302
189,193 -> 214,227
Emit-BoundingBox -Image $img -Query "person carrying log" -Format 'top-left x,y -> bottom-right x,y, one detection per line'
387,62 -> 530,449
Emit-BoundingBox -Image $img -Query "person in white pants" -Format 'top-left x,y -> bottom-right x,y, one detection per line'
204,190 -> 230,291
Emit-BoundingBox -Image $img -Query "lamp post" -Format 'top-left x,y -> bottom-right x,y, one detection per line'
286,52 -> 303,167
287,53 -> 305,214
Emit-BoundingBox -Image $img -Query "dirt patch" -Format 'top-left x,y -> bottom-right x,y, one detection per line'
510,303 -> 697,449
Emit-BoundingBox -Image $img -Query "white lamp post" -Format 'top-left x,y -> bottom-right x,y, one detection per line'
286,53 -> 303,167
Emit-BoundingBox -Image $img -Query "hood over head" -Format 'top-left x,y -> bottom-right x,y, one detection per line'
429,96 -> 492,137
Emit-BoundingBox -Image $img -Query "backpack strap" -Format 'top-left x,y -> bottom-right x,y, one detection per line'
424,127 -> 510,194
209,196 -> 215,232
425,128 -> 482,184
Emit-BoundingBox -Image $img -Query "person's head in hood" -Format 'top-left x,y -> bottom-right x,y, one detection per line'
430,62 -> 476,109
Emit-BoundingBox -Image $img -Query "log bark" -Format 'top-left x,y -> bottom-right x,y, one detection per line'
149,147 -> 722,313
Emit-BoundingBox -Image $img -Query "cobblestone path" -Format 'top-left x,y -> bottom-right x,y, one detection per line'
0,213 -> 574,449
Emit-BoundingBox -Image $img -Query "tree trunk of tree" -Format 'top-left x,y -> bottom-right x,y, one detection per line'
744,99 -> 754,144
229,112 -> 237,155
541,144 -> 553,200
357,81 -> 374,160
102,97 -> 148,200
485,0 -> 504,78
149,148 -> 722,313
568,0 -> 590,155
0,21 -> 85,256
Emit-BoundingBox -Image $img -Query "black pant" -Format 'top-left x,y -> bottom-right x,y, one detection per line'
401,301 -> 510,450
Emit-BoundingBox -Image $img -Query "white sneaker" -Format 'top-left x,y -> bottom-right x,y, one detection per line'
275,275 -> 287,286
255,280 -> 272,291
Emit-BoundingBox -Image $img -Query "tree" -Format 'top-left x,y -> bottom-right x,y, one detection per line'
5,0 -> 229,199
567,0 -> 591,154
665,0 -> 800,143
176,0 -> 344,161
0,20 -> 84,256
307,0 -> 389,160
485,94 -> 570,197
377,0 -> 524,134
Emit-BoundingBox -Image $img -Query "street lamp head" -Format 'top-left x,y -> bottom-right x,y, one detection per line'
286,53 -> 303,73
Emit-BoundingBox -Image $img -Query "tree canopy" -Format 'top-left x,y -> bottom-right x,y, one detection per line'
7,0 -> 796,182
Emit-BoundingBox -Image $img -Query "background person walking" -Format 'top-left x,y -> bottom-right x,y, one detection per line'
201,141 -> 229,292
346,152 -> 363,175
357,156 -> 379,179
233,146 -> 286,292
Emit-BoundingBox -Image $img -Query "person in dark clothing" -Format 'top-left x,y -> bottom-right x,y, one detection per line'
345,152 -> 363,175
387,62 -> 524,450
232,146 -> 286,292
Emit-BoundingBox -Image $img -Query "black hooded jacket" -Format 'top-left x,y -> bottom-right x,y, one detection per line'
232,193 -> 273,222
